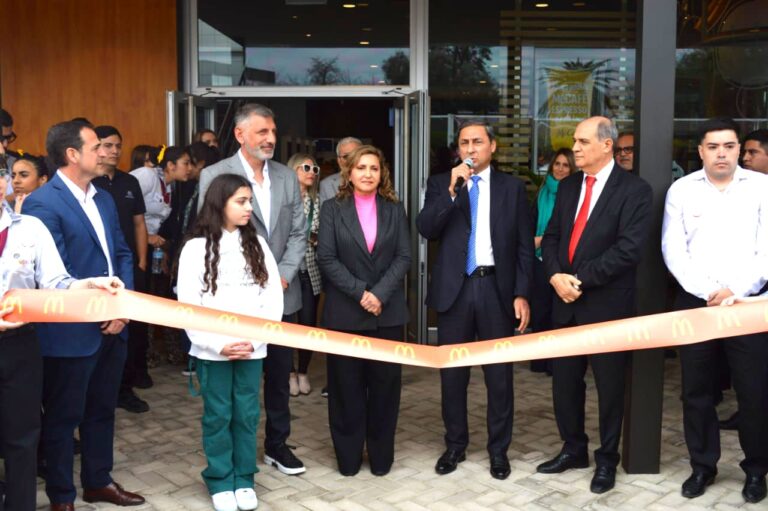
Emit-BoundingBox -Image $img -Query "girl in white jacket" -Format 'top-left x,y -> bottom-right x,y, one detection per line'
177,173 -> 283,511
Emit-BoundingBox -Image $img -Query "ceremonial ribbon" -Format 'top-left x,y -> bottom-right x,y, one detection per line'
2,289 -> 766,368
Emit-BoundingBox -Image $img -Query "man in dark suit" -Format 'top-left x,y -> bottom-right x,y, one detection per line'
24,120 -> 144,510
417,120 -> 534,480
198,103 -> 307,476
537,116 -> 652,494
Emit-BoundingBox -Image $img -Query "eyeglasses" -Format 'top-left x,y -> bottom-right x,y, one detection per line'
615,146 -> 634,155
299,164 -> 320,174
0,132 -> 17,144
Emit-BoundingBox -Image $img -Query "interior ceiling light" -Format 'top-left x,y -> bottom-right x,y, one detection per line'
535,2 -> 549,7
343,3 -> 356,7
305,33 -> 312,37
573,1 -> 586,6
359,41 -> 370,45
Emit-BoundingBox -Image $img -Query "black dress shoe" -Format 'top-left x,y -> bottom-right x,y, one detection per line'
718,411 -> 740,431
743,474 -> 767,503
681,471 -> 715,498
490,454 -> 511,480
435,449 -> 465,475
590,466 -> 616,494
536,452 -> 589,474
117,391 -> 149,414
133,372 -> 154,389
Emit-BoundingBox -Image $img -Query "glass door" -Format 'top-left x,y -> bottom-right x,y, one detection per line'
165,91 -> 217,146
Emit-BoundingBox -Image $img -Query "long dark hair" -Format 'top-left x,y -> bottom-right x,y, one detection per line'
183,174 -> 268,295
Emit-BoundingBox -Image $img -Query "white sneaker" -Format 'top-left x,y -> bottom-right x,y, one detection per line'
298,373 -> 312,395
288,372 -> 299,397
211,491 -> 238,511
235,488 -> 259,510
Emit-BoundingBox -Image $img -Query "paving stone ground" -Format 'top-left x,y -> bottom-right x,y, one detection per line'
31,355 -> 756,510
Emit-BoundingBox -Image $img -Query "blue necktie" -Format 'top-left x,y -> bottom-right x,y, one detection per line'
466,175 -> 481,275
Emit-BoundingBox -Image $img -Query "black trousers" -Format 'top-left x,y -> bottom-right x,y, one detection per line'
437,274 -> 515,456
121,264 -> 149,394
41,335 -> 126,504
551,328 -> 628,467
327,326 -> 402,475
675,290 -> 768,477
530,257 -> 553,373
0,326 -> 41,511
263,313 -> 296,451
293,271 -> 317,374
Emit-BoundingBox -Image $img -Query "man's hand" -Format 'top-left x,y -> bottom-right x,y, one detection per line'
0,304 -> 26,332
707,288 -> 734,307
220,341 -> 254,360
280,277 -> 289,290
549,273 -> 583,303
100,318 -> 128,335
148,234 -> 166,248
360,290 -> 382,316
448,161 -> 472,198
513,296 -> 530,333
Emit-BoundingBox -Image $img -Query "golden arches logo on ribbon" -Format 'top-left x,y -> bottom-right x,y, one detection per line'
174,305 -> 195,319
351,337 -> 372,350
85,296 -> 107,315
716,310 -> 741,331
394,344 -> 416,359
624,323 -> 650,343
494,340 -> 514,351
43,296 -> 65,315
449,347 -> 470,361
578,330 -> 605,347
262,322 -> 283,334
217,313 -> 239,325
2,296 -> 22,315
672,317 -> 694,338
306,329 -> 327,340
537,334 -> 556,346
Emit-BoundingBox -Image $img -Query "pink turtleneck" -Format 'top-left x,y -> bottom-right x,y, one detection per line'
354,192 -> 377,253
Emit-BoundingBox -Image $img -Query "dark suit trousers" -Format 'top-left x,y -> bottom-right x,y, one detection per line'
551,319 -> 628,468
41,335 -> 126,504
437,274 -> 515,456
327,326 -> 402,475
121,264 -> 149,393
675,290 -> 768,477
263,313 -> 297,451
0,327 -> 41,511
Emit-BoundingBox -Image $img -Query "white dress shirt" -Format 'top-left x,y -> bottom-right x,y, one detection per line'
130,166 -> 171,235
467,166 -> 495,266
177,230 -> 284,360
57,171 -> 114,276
574,159 -> 615,221
0,202 -> 75,294
238,150 -> 272,235
662,166 -> 768,299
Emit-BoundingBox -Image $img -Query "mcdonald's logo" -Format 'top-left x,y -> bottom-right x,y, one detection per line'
493,340 -> 514,351
394,344 -> 416,359
537,334 -> 556,345
578,330 -> 604,346
716,310 -> 741,331
624,323 -> 650,343
43,296 -> 65,315
262,322 -> 283,333
85,296 -> 107,315
351,337 -> 372,350
1,296 -> 22,314
449,347 -> 470,361
307,330 -> 327,340
174,305 -> 195,319
217,313 -> 239,325
672,317 -> 694,338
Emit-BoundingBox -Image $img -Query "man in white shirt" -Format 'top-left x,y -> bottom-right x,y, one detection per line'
662,117 -> 768,504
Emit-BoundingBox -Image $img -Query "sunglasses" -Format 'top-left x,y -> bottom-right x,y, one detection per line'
0,132 -> 17,144
615,146 -> 634,155
299,163 -> 320,175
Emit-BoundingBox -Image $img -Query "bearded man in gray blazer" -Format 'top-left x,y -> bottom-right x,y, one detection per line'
198,103 -> 307,475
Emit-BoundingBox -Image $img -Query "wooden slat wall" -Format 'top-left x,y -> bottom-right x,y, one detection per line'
0,0 -> 178,170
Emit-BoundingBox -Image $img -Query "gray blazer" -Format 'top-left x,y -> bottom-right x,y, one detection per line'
198,152 -> 307,315
319,172 -> 341,204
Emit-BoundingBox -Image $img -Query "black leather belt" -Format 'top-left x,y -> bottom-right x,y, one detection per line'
0,324 -> 35,341
467,266 -> 495,278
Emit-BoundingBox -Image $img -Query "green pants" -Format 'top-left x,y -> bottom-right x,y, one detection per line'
197,358 -> 263,495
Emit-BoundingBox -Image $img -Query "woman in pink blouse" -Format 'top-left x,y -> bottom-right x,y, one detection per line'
316,145 -> 411,477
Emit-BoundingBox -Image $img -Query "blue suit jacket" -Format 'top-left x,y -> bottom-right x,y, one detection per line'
24,173 -> 134,357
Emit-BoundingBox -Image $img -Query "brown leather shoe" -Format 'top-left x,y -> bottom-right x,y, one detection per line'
50,504 -> 75,511
83,482 -> 145,506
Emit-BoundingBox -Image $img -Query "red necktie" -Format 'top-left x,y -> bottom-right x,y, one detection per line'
568,176 -> 596,264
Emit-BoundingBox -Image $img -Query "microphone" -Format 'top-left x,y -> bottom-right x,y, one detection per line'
453,158 -> 474,195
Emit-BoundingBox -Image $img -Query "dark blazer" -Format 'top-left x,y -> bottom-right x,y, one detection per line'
23,173 -> 134,357
417,168 -> 534,316
317,194 -> 411,331
541,163 -> 652,326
